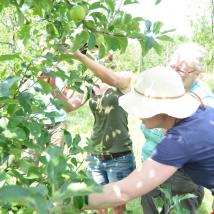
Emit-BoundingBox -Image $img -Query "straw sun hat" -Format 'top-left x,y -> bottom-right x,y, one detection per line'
119,66 -> 200,119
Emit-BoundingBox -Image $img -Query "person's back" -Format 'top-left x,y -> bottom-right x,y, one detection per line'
154,106 -> 214,192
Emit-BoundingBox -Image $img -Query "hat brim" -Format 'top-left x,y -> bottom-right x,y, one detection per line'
119,90 -> 200,119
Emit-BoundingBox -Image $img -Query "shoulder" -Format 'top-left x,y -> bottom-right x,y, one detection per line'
115,71 -> 133,94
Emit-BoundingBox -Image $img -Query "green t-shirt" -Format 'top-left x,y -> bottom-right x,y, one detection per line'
89,88 -> 132,154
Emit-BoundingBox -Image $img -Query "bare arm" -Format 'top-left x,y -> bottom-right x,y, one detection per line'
52,87 -> 84,112
87,158 -> 177,209
40,73 -> 85,112
73,51 -> 132,92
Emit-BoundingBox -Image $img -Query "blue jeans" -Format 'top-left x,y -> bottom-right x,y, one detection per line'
87,152 -> 136,185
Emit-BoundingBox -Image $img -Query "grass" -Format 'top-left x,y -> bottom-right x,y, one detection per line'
67,104 -> 212,213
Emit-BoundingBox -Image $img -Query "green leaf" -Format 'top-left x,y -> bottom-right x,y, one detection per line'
0,54 -> 20,61
144,20 -> 152,32
46,147 -> 67,184
33,184 -> 49,198
64,130 -> 72,146
84,20 -> 96,29
50,98 -> 65,110
124,0 -> 139,5
173,195 -> 184,214
54,20 -> 64,38
123,13 -> 132,25
72,31 -> 90,52
56,54 -> 73,64
157,35 -> 173,41
0,77 -> 21,97
27,120 -> 41,137
153,41 -> 162,55
73,196 -> 86,209
79,31 -> 90,44
118,37 -> 128,53
3,127 -> 27,141
153,21 -> 163,33
32,0 -> 53,17
179,193 -> 197,201
18,24 -> 31,46
17,92 -> 32,113
0,185 -> 49,214
104,0 -> 115,12
140,36 -> 155,56
160,28 -> 176,34
155,0 -> 162,5
0,185 -> 32,201
88,33 -> 96,50
27,166 -> 41,179
18,159 -> 34,174
98,44 -> 106,59
37,129 -> 49,147
0,0 -> 9,13
46,23 -> 59,40
17,9 -> 25,26
43,52 -> 56,61
91,12 -> 108,24
73,134 -> 81,145
53,181 -> 103,201
7,103 -> 18,115
37,79 -> 52,94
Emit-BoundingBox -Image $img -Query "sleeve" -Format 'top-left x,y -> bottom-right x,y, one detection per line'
117,71 -> 132,94
151,132 -> 191,168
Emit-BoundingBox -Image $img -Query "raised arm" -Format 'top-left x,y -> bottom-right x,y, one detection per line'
87,158 -> 177,209
73,50 -> 132,92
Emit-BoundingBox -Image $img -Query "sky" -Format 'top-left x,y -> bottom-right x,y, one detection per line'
123,0 -> 210,37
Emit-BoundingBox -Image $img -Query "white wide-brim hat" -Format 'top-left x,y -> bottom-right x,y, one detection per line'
119,66 -> 200,119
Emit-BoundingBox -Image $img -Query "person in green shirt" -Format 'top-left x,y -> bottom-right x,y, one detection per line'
65,50 -> 136,214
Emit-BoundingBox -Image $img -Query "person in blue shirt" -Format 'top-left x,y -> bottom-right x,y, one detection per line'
141,43 -> 214,214
84,66 -> 214,214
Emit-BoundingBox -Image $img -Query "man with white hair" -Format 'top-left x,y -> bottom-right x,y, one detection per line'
141,43 -> 214,214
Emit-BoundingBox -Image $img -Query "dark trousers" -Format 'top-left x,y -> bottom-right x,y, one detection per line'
141,170 -> 204,214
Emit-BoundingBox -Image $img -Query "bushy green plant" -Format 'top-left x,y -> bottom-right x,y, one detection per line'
0,0 -> 174,213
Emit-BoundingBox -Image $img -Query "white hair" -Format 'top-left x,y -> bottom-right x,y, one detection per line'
169,43 -> 207,72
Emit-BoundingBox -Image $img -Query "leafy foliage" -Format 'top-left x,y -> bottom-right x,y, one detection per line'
0,0 -> 173,213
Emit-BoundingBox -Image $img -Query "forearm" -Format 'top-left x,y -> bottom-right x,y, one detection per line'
87,167 -> 145,209
87,159 -> 177,209
52,88 -> 83,112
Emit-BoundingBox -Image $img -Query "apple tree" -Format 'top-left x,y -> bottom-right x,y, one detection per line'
0,0 -> 172,213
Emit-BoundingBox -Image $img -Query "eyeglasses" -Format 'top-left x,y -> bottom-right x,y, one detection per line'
171,65 -> 197,75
